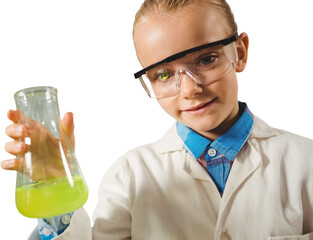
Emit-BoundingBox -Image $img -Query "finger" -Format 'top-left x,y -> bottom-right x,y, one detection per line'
61,112 -> 74,136
8,109 -> 38,130
5,124 -> 28,139
7,109 -> 19,123
5,141 -> 27,155
1,158 -> 21,171
61,112 -> 75,148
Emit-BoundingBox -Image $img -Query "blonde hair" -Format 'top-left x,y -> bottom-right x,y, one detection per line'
133,0 -> 237,35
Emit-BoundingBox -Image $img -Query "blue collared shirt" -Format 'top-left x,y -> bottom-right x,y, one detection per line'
37,212 -> 73,240
177,102 -> 254,193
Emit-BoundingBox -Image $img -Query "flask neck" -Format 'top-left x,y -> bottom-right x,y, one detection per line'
14,86 -> 61,138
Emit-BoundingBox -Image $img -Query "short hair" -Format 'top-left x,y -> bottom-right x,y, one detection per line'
133,0 -> 238,35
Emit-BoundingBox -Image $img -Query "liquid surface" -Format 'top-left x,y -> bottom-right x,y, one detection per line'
16,175 -> 88,218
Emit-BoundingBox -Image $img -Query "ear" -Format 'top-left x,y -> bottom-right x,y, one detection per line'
235,32 -> 249,72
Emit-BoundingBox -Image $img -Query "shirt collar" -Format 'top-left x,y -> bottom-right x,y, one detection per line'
176,102 -> 254,161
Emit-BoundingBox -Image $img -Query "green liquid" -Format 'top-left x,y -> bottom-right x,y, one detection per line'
15,175 -> 88,218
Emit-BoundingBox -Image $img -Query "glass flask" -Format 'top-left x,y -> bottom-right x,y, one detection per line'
14,86 -> 88,218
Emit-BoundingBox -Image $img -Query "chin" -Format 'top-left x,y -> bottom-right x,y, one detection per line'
193,125 -> 219,134
185,118 -> 222,133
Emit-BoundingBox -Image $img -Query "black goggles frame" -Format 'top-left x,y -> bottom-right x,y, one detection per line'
134,33 -> 238,79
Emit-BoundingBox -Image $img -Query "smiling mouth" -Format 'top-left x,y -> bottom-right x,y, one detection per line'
185,98 -> 217,111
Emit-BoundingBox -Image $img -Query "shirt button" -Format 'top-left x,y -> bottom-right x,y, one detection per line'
220,231 -> 232,240
61,214 -> 71,225
208,148 -> 217,157
41,227 -> 52,236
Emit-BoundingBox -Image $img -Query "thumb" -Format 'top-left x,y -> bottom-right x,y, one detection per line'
61,112 -> 75,149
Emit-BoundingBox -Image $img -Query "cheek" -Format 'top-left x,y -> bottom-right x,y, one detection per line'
214,74 -> 238,101
157,99 -> 178,117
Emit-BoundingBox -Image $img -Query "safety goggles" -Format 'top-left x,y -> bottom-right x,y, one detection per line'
134,33 -> 238,99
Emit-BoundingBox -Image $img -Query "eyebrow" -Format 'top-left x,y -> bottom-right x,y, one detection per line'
134,33 -> 238,79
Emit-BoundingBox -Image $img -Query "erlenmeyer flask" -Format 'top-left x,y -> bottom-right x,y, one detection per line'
14,86 -> 88,218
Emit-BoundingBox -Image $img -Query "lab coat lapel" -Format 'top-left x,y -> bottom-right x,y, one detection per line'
184,152 -> 215,182
156,124 -> 220,188
218,138 -> 262,217
183,151 -> 223,207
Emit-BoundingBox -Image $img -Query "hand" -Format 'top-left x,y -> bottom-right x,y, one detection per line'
1,110 -> 75,181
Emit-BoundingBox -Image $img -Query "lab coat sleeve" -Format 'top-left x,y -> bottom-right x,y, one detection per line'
91,157 -> 132,240
27,208 -> 92,240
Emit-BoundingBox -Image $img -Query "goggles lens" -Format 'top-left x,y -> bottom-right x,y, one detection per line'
139,42 -> 237,99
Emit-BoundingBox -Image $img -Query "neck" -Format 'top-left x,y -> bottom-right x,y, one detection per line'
197,102 -> 241,141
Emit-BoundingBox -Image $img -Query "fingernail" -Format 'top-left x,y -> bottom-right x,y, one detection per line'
14,126 -> 23,135
18,125 -> 25,133
15,143 -> 23,151
2,159 -> 15,168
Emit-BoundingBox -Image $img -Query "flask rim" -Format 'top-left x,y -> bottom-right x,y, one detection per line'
14,86 -> 58,101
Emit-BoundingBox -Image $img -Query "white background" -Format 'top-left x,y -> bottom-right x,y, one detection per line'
0,0 -> 312,238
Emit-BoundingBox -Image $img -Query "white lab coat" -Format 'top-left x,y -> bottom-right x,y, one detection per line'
28,116 -> 313,240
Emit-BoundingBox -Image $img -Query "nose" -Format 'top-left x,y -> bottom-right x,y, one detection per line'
178,71 -> 203,98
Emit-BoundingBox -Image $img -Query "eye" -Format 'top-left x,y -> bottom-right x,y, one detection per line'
198,55 -> 217,66
155,69 -> 172,81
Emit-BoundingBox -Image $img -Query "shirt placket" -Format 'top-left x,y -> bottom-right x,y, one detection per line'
201,146 -> 232,193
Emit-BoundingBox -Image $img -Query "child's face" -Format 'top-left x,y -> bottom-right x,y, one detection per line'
134,4 -> 246,140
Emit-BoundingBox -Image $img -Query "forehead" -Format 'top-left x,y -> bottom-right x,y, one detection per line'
133,4 -> 230,67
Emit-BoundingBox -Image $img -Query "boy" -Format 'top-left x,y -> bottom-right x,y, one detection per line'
2,0 -> 313,239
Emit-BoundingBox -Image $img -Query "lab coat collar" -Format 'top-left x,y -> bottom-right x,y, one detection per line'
250,116 -> 278,139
